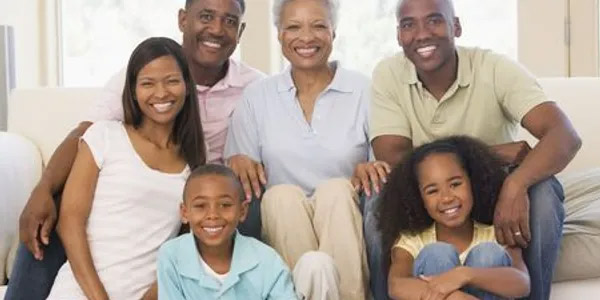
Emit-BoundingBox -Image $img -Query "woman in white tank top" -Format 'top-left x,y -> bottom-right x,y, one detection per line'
47,37 -> 206,300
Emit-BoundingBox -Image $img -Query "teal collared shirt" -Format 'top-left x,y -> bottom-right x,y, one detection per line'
157,232 -> 298,299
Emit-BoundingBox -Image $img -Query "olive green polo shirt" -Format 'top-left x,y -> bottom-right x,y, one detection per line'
370,46 -> 550,147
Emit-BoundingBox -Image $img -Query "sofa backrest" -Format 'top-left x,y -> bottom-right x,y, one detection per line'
7,88 -> 100,165
6,78 -> 600,175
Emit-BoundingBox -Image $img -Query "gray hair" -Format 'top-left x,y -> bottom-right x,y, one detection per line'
272,0 -> 340,29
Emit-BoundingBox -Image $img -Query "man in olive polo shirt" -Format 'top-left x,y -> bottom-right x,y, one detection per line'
365,0 -> 582,299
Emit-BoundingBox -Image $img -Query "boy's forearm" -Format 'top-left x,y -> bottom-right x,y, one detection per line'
462,266 -> 530,298
40,122 -> 92,196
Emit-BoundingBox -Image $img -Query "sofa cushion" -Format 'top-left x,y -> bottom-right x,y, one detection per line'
0,132 -> 43,284
553,168 -> 600,282
8,88 -> 99,165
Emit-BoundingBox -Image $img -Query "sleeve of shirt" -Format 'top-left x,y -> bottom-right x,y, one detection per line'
81,68 -> 126,123
157,245 -> 186,300
493,55 -> 551,123
223,85 -> 261,162
265,252 -> 298,300
392,234 -> 420,259
80,121 -> 110,168
369,59 -> 412,142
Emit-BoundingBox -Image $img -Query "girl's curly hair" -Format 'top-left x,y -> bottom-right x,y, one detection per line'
376,135 -> 507,271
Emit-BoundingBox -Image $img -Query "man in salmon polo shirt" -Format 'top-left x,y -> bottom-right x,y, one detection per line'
6,1 -> 264,299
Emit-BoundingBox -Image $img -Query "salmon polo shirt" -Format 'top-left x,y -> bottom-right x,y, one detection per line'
84,59 -> 265,164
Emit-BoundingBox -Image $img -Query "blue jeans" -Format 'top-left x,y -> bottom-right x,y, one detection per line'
5,196 -> 263,299
414,242 -> 511,299
365,176 -> 565,300
364,192 -> 388,300
5,230 -> 66,300
238,194 -> 262,240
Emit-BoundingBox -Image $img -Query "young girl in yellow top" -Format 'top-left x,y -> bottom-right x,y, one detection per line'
377,136 -> 530,300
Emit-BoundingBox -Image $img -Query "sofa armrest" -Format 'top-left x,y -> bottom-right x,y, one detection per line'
0,132 -> 43,284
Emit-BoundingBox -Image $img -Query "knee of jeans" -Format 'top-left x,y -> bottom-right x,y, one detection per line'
413,242 -> 460,276
416,243 -> 459,264
464,242 -> 511,268
528,178 -> 566,226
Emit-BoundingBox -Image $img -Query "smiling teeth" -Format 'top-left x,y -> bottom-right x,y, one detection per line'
417,45 -> 436,58
202,41 -> 222,49
152,102 -> 173,113
296,47 -> 318,55
443,207 -> 459,215
203,226 -> 224,233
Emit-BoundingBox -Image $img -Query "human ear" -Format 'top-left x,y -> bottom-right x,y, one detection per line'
180,203 -> 189,224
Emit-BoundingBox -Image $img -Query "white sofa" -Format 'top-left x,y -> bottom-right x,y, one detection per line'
0,79 -> 599,299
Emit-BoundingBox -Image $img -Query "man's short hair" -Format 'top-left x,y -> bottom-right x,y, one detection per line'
185,0 -> 246,14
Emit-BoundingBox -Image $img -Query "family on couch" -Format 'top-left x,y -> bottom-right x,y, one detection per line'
5,0 -> 581,299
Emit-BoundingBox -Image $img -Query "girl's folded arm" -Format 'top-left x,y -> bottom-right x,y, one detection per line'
388,247 -> 475,300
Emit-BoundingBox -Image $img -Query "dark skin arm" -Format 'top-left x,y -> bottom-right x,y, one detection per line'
420,247 -> 529,298
57,140 -> 108,300
388,248 -> 477,300
141,282 -> 157,300
372,135 -> 413,168
18,121 -> 93,259
372,135 -> 529,169
494,102 -> 581,247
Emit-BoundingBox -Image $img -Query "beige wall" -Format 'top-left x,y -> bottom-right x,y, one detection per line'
240,0 -> 280,74
1,0 -> 599,86
569,0 -> 599,76
0,0 -> 43,87
518,0 -> 569,77
518,0 -> 599,77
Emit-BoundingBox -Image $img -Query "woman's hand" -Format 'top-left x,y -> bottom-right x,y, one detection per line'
351,161 -> 391,197
228,154 -> 267,201
419,267 -> 471,299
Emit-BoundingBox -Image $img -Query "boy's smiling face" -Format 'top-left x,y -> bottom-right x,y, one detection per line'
181,174 -> 248,250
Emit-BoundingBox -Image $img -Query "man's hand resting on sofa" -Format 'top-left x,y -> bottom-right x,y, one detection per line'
19,182 -> 58,260
18,121 -> 93,260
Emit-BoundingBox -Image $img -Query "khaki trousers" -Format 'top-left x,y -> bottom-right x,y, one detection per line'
293,251 -> 340,300
261,178 -> 369,300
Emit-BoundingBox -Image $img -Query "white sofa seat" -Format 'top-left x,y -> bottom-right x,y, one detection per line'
0,132 -> 42,283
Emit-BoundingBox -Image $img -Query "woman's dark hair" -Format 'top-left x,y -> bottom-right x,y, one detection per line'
122,37 -> 206,169
377,135 -> 507,271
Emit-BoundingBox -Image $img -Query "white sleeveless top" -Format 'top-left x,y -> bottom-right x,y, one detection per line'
48,121 -> 189,300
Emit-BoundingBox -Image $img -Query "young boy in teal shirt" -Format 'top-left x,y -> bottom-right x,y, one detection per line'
157,164 -> 298,299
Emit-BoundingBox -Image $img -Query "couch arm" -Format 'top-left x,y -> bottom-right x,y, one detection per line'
0,132 -> 43,284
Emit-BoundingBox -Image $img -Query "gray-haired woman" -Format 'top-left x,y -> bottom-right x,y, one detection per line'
225,1 -> 390,299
